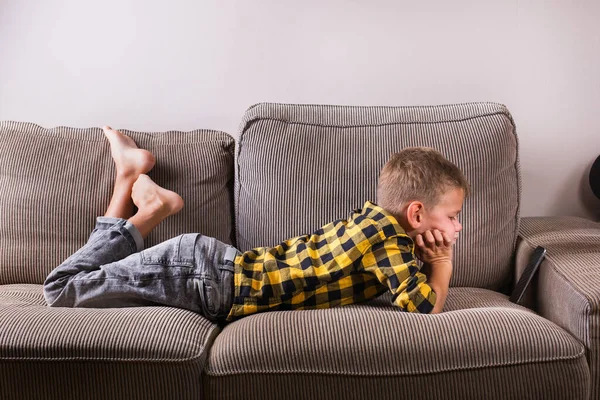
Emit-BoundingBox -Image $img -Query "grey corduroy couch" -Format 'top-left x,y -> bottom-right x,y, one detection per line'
1,102 -> 599,399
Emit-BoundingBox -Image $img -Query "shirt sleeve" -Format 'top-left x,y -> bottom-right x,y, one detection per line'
361,237 -> 437,313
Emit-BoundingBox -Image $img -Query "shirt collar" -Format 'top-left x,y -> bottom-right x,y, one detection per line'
356,201 -> 408,237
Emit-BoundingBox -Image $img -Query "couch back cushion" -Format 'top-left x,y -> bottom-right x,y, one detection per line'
0,122 -> 235,284
235,103 -> 520,290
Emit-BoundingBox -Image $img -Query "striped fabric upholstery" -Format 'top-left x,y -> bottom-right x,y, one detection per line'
204,287 -> 589,399
0,121 -> 235,284
0,284 -> 220,400
518,216 -> 600,399
235,103 -> 520,290
205,365 -> 588,400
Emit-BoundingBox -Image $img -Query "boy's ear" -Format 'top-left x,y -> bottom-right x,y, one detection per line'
406,201 -> 424,229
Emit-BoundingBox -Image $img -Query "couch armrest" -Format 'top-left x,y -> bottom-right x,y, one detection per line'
517,216 -> 600,386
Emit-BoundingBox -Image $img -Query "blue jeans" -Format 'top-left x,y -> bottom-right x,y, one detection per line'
43,217 -> 239,322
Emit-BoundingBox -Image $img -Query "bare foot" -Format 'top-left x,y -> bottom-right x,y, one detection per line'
103,126 -> 155,177
131,174 -> 184,220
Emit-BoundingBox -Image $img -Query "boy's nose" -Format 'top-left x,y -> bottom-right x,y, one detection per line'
454,220 -> 463,232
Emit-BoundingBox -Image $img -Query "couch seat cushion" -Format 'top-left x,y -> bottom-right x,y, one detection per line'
203,287 -> 589,399
0,284 -> 220,400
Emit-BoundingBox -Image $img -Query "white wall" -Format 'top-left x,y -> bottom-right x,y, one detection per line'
1,0 -> 599,220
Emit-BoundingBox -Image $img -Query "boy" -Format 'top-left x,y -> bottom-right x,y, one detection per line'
44,127 -> 468,321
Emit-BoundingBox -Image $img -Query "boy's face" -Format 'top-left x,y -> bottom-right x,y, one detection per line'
418,188 -> 465,242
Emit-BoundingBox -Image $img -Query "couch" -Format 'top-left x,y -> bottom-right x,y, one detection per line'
1,102 -> 599,399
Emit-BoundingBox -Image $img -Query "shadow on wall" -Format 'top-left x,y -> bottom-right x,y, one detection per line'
581,156 -> 600,222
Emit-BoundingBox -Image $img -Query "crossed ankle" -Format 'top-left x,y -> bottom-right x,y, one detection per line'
137,196 -> 171,218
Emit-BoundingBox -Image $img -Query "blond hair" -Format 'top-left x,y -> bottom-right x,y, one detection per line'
376,147 -> 469,216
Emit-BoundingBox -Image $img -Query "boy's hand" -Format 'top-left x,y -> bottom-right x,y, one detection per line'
414,229 -> 454,266
415,229 -> 454,314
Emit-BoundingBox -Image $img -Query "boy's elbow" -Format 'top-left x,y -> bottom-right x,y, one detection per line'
428,286 -> 446,314
393,294 -> 438,314
430,303 -> 443,314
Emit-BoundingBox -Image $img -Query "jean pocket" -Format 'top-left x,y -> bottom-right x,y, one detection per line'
140,234 -> 197,267
218,260 -> 235,273
199,277 -> 220,320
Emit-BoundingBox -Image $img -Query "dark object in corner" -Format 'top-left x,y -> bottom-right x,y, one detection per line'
510,246 -> 547,305
591,155 -> 600,199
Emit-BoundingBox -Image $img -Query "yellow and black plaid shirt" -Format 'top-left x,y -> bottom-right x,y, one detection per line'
226,201 -> 437,321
